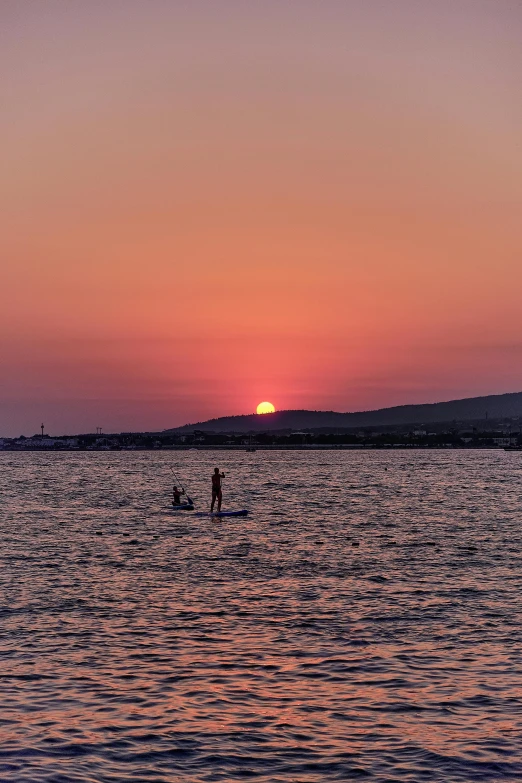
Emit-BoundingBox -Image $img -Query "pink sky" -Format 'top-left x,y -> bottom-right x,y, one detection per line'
1,1 -> 522,435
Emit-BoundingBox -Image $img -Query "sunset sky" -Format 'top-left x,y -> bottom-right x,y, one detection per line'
2,1 -> 522,436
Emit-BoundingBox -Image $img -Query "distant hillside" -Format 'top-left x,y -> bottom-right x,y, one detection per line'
167,391 -> 522,433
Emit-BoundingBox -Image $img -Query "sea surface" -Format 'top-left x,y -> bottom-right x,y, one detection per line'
1,450 -> 521,782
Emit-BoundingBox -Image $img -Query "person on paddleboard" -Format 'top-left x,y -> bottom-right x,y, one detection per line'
211,468 -> 225,512
172,485 -> 185,505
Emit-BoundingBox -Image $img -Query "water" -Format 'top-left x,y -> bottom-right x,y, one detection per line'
1,450 -> 521,782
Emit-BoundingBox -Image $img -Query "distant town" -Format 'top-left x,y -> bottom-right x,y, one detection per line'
2,417 -> 522,451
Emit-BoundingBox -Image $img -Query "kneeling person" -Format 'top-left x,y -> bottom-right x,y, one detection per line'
172,485 -> 185,505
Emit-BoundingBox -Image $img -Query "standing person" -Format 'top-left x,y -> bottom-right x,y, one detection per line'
211,467 -> 225,512
172,485 -> 185,505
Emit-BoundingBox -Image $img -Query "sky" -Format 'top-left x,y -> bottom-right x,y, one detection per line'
1,0 -> 522,436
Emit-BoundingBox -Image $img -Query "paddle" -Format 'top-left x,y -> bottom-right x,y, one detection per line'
169,465 -> 193,505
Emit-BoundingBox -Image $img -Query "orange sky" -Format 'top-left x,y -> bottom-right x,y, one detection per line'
1,1 -> 522,435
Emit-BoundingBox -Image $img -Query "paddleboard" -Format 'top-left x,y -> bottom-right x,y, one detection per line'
169,502 -> 195,512
194,509 -> 249,518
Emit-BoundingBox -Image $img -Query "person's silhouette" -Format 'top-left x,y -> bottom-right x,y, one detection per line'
211,468 -> 225,512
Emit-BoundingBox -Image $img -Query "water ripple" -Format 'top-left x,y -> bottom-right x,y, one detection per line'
0,450 -> 521,781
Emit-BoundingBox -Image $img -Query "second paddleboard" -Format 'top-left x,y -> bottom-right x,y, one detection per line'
194,509 -> 249,518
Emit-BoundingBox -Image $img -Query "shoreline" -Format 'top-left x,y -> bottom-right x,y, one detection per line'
0,444 -> 518,452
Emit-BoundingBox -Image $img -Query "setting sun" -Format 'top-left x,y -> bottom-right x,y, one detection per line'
256,401 -> 276,415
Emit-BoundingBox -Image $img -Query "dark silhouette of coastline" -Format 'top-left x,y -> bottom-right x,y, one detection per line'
168,391 -> 522,433
2,392 -> 522,450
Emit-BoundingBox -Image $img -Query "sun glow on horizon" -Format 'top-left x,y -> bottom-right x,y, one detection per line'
2,3 -> 522,437
256,401 -> 276,415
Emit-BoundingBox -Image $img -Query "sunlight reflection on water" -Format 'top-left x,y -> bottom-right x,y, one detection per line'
0,450 -> 521,782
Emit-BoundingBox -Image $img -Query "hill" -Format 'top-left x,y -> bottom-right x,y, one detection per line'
167,391 -> 522,433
